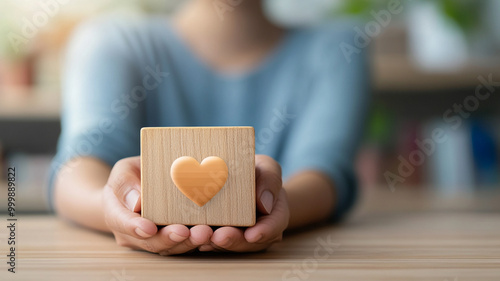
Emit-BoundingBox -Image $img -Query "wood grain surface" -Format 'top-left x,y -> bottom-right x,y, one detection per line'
1,188 -> 499,281
141,127 -> 255,226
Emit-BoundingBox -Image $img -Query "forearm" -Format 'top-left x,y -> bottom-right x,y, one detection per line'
53,157 -> 335,231
284,171 -> 336,229
53,157 -> 111,232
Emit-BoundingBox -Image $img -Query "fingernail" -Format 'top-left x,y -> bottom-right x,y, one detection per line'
253,234 -> 263,243
135,227 -> 152,238
199,245 -> 214,252
260,190 -> 274,214
221,237 -> 232,247
125,189 -> 140,211
169,232 -> 187,242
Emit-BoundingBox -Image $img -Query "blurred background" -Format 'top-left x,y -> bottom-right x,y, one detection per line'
0,0 -> 499,212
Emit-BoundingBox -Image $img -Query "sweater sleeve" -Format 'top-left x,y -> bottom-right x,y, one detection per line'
280,26 -> 370,222
48,18 -> 145,210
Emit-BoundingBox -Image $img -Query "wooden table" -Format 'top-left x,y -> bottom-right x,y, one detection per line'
1,188 -> 499,281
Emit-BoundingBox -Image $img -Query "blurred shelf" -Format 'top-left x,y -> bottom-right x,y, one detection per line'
0,180 -> 50,213
0,87 -> 60,120
374,54 -> 500,93
1,53 -> 500,121
359,185 -> 500,210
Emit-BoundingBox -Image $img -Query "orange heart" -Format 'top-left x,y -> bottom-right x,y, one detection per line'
170,156 -> 228,207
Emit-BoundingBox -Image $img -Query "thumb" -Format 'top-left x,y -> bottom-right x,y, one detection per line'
107,157 -> 142,213
255,155 -> 282,215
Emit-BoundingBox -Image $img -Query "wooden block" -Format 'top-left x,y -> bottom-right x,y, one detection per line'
141,127 -> 256,226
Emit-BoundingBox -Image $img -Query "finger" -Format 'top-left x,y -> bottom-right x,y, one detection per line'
255,155 -> 282,215
244,189 -> 289,243
211,227 -> 269,253
114,224 -> 189,253
103,185 -> 157,239
198,244 -> 216,252
135,224 -> 190,253
161,225 -> 213,255
211,227 -> 246,250
107,156 -> 142,212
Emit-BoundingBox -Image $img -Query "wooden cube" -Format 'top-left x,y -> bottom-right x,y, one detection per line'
141,127 -> 256,226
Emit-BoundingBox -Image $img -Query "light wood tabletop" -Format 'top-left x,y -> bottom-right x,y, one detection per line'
1,188 -> 499,281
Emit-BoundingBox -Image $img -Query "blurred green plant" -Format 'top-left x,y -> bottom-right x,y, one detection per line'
332,0 -> 397,19
0,0 -> 177,61
366,105 -> 394,145
438,0 -> 482,32
0,2 -> 28,61
332,0 -> 483,33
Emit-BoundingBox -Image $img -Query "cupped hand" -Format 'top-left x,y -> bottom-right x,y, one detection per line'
200,155 -> 290,253
103,155 -> 289,255
102,156 -> 213,255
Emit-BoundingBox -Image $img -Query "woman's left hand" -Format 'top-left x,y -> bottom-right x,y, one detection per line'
197,154 -> 290,253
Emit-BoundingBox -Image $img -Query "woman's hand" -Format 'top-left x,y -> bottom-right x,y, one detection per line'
102,156 -> 213,255
103,155 -> 289,255
200,155 -> 290,253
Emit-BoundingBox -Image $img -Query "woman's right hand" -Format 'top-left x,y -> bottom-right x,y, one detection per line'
102,156 -> 213,255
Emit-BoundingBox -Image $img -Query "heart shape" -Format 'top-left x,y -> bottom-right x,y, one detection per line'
170,156 -> 228,207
